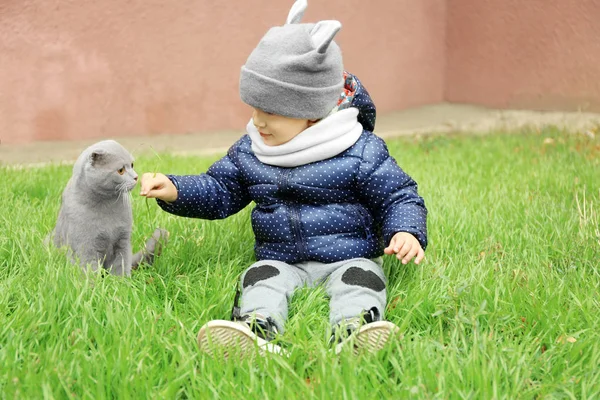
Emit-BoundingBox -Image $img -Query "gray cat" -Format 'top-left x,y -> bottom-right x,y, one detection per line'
52,140 -> 168,276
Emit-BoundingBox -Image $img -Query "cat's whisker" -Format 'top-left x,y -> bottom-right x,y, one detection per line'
116,183 -> 134,208
124,191 -> 133,207
114,183 -> 127,204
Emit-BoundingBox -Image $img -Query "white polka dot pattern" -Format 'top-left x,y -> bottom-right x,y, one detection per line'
157,73 -> 427,263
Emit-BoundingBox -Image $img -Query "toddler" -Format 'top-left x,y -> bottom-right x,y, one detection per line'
141,0 -> 427,357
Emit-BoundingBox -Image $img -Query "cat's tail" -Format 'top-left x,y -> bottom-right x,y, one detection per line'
131,228 -> 169,270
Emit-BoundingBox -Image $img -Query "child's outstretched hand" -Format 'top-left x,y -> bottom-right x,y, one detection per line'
384,232 -> 425,265
140,173 -> 178,203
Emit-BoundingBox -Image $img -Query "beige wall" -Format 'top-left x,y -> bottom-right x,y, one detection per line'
1,0 -> 599,145
445,0 -> 600,112
0,0 -> 446,144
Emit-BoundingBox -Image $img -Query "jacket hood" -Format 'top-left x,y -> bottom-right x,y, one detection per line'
337,72 -> 376,132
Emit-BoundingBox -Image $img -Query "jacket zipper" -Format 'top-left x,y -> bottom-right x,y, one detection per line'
351,204 -> 374,240
280,169 -> 307,260
290,204 -> 307,260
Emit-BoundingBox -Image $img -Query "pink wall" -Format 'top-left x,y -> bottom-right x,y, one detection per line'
446,0 -> 600,112
0,0 -> 446,144
3,1 -> 600,145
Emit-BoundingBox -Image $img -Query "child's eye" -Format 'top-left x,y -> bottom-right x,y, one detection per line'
117,167 -> 125,175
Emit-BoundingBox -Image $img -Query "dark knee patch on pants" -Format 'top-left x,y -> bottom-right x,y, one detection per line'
341,267 -> 385,292
243,265 -> 280,288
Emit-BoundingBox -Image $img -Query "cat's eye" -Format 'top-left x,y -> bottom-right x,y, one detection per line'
131,163 -> 134,168
117,167 -> 125,175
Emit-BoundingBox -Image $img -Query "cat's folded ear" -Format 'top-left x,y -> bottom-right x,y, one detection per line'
89,149 -> 107,166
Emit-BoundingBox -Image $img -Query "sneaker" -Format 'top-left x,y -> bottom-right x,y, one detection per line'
197,314 -> 286,359
330,307 -> 401,355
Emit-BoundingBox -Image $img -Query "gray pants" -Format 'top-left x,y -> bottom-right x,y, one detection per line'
239,257 -> 387,333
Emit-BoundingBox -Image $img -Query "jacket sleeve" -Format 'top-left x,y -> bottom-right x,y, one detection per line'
156,145 -> 251,220
357,134 -> 428,249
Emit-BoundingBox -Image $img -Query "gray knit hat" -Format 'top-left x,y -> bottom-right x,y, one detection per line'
240,0 -> 344,120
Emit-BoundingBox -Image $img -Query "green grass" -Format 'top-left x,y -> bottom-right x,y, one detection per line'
1,128 -> 599,399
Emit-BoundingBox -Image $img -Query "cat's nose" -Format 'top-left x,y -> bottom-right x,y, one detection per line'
134,175 -> 138,182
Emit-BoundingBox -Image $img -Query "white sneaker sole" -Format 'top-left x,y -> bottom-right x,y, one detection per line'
197,320 -> 286,359
335,321 -> 401,355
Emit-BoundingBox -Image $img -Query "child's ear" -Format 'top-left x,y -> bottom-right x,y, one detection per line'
310,20 -> 342,54
286,0 -> 307,24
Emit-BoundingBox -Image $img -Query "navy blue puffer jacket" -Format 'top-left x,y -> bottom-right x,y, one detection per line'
158,74 -> 427,263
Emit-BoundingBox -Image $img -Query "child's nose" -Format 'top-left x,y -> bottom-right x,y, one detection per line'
253,110 -> 267,128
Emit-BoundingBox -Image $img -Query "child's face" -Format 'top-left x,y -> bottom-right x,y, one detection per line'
252,108 -> 316,146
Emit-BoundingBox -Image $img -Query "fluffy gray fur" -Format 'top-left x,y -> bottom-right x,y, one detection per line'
52,140 -> 167,276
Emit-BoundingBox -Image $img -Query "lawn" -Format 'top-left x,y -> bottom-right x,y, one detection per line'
1,129 -> 599,399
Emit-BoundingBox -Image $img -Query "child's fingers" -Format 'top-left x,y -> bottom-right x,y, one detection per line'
414,248 -> 425,265
395,241 -> 412,260
140,174 -> 162,196
140,173 -> 154,195
384,236 -> 399,254
402,247 -> 419,265
391,238 -> 405,254
142,189 -> 157,199
140,184 -> 156,196
384,240 -> 396,254
145,186 -> 172,199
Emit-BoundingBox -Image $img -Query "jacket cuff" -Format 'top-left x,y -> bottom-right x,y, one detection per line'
156,175 -> 180,212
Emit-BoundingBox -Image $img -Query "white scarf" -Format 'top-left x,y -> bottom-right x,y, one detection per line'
247,108 -> 363,167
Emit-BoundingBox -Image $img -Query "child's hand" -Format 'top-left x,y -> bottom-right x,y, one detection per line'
384,232 -> 425,265
140,173 -> 178,203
